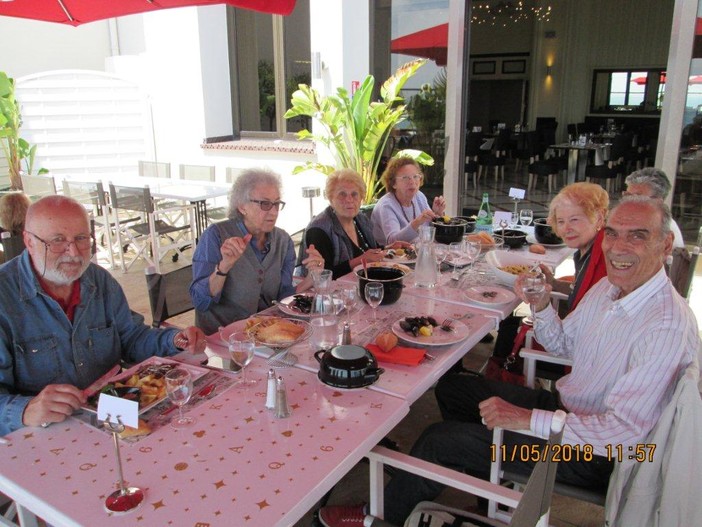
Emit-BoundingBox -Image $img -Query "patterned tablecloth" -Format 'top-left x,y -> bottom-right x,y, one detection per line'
0,360 -> 408,527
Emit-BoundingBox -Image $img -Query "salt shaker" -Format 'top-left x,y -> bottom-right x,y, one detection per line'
265,369 -> 276,410
274,376 -> 291,419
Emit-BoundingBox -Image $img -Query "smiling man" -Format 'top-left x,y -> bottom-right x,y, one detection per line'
318,197 -> 701,527
0,196 -> 205,436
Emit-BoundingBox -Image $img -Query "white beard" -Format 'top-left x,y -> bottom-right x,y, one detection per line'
41,256 -> 90,286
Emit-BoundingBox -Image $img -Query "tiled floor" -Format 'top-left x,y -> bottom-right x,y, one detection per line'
108,164 -> 701,527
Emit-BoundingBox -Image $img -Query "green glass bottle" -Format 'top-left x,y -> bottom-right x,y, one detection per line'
476,192 -> 493,234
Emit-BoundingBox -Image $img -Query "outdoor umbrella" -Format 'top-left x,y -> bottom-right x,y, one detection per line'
391,23 -> 448,66
0,0 -> 296,26
632,73 -> 702,85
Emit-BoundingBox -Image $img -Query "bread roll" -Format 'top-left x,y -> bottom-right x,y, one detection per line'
118,419 -> 151,439
529,244 -> 546,255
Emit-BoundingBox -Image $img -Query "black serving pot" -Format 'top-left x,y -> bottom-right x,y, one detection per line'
493,229 -> 527,249
356,266 -> 405,305
315,345 -> 384,389
432,217 -> 468,244
533,218 -> 564,245
454,216 -> 476,234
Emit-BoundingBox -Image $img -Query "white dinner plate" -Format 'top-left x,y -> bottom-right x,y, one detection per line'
382,249 -> 417,265
391,318 -> 470,347
465,285 -> 517,306
526,234 -> 565,248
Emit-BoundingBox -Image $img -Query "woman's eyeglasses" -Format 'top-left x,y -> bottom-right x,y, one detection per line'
249,199 -> 286,211
398,174 -> 422,183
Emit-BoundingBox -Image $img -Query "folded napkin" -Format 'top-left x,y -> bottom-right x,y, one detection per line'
366,344 -> 426,366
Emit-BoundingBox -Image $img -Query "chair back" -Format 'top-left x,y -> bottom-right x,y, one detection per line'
465,132 -> 483,157
1,231 -> 26,261
138,160 -> 171,179
62,180 -> 107,211
109,184 -> 154,214
667,246 -> 699,300
225,167 -> 244,184
179,164 -> 215,182
145,265 -> 194,327
20,174 -> 56,198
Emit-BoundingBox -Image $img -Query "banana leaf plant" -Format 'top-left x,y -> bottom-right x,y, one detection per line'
284,59 -> 434,204
0,72 -> 47,190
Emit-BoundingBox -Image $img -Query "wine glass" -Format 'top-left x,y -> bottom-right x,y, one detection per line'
364,282 -> 384,322
521,272 -> 547,326
228,331 -> 256,386
462,239 -> 481,271
339,285 -> 358,326
433,243 -> 448,273
519,209 -> 534,227
510,211 -> 520,228
449,241 -> 463,280
165,368 -> 195,429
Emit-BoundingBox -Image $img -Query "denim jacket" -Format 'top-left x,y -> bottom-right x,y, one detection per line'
0,252 -> 179,436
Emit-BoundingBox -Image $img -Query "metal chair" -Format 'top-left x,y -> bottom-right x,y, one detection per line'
138,160 -> 171,179
20,174 -> 56,199
667,245 -> 699,300
108,183 -> 196,273
367,410 -> 568,527
61,179 -> 116,268
145,265 -> 194,328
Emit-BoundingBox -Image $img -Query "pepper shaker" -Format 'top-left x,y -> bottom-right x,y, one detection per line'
274,376 -> 291,419
341,321 -> 352,345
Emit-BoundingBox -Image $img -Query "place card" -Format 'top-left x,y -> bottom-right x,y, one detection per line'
97,394 -> 139,429
509,187 -> 525,199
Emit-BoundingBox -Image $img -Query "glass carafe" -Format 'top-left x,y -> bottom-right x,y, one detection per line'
310,270 -> 339,350
414,224 -> 438,288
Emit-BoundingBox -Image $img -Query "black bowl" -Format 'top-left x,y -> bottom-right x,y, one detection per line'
432,217 -> 468,244
455,216 -> 476,234
356,266 -> 405,305
534,218 -> 563,245
493,229 -> 527,249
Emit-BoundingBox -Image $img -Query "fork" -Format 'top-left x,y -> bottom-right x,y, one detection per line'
440,318 -> 455,332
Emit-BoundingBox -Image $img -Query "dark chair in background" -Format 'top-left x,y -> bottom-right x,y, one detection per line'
145,265 -> 195,327
464,131 -> 484,189
480,128 -> 511,184
1,231 -> 25,262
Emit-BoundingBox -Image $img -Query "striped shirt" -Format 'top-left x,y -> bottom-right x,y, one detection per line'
531,267 -> 701,455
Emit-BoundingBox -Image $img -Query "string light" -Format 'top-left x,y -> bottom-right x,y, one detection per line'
471,1 -> 553,26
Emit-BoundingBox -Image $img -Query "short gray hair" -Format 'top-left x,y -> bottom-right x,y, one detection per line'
228,168 -> 283,219
614,194 -> 671,240
625,167 -> 671,199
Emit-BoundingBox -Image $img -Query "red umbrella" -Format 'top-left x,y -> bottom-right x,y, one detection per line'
0,0 -> 296,26
391,23 -> 448,66
632,73 -> 702,85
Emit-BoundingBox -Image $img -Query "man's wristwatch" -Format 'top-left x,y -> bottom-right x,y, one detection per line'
215,263 -> 228,277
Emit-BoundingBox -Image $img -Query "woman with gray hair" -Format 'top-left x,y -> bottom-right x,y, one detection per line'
190,168 -> 323,334
624,167 -> 684,248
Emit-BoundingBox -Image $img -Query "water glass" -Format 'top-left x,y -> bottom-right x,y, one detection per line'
310,292 -> 339,350
228,332 -> 256,386
339,285 -> 358,326
519,209 -> 534,227
449,241 -> 463,279
165,368 -> 195,429
364,282 -> 384,322
521,272 -> 546,326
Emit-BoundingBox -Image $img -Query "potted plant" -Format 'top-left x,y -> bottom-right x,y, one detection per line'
284,59 -> 433,204
0,71 -> 47,190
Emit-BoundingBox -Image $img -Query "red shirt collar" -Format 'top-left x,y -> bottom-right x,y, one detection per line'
36,274 -> 82,322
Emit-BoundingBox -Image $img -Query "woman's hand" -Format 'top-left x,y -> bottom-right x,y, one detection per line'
410,209 -> 436,231
219,233 -> 252,273
386,241 -> 412,250
432,195 -> 446,216
301,244 -> 325,272
361,248 -> 385,264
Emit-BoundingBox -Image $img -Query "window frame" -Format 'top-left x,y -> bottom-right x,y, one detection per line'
590,67 -> 665,114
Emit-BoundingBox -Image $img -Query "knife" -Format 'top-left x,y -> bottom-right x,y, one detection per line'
83,364 -> 122,398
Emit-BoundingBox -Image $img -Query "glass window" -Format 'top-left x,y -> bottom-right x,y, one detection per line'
591,68 -> 665,113
229,1 -> 310,137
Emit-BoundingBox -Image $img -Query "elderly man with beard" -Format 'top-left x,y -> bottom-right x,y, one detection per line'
0,196 -> 206,436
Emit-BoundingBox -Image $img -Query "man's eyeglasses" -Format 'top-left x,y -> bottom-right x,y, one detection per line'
398,174 -> 422,183
27,232 -> 93,254
249,199 -> 286,211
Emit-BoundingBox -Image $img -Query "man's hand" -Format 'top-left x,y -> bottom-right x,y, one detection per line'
23,384 -> 86,428
479,396 -> 532,431
174,326 -> 207,353
514,274 -> 553,313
